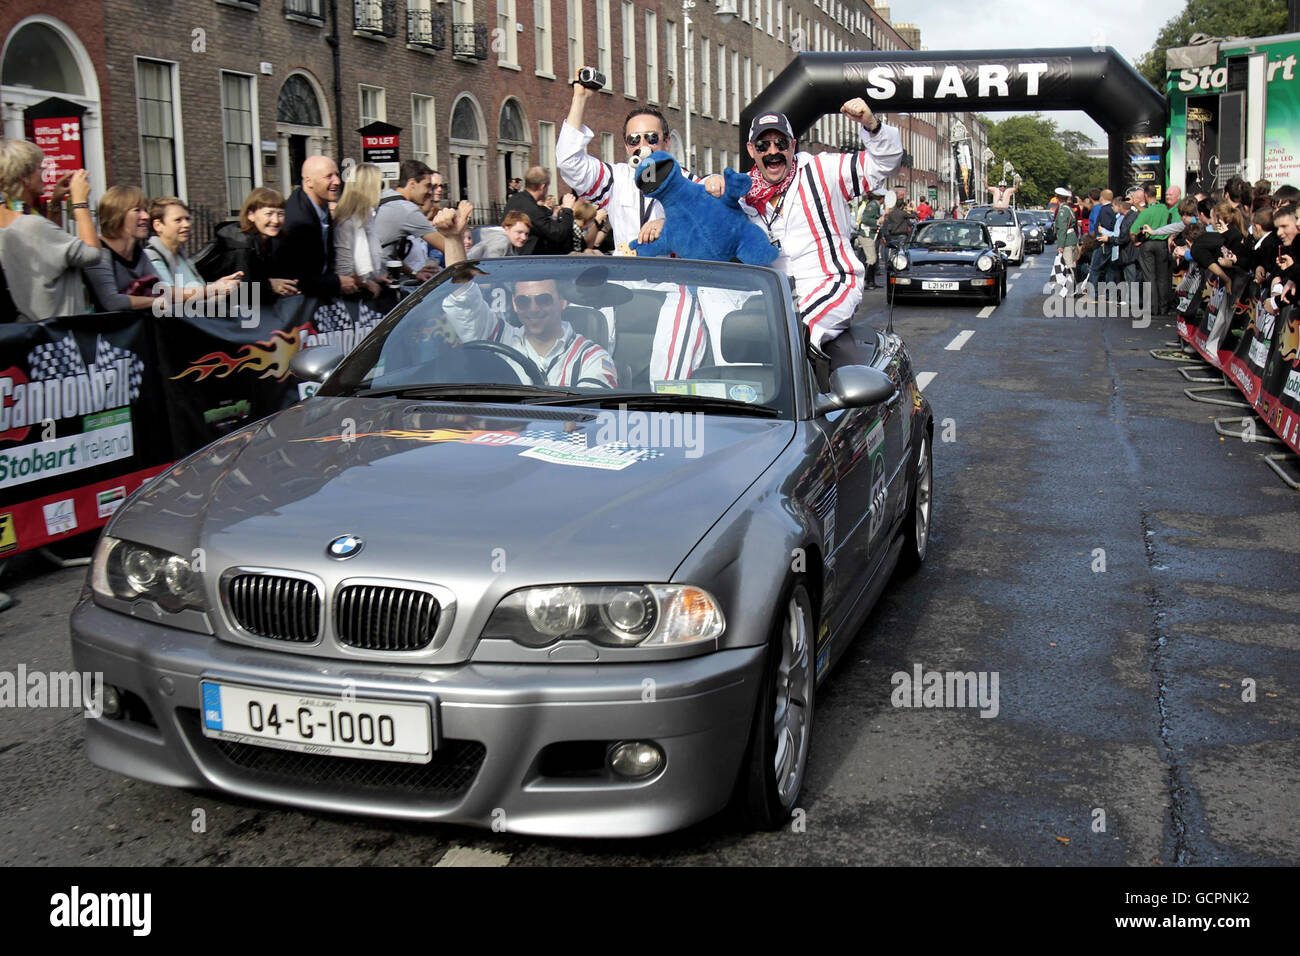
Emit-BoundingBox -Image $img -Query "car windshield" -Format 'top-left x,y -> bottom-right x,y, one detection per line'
978,210 -> 1015,226
911,221 -> 986,249
317,257 -> 796,417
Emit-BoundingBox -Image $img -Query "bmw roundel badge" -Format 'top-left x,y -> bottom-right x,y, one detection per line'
327,534 -> 364,559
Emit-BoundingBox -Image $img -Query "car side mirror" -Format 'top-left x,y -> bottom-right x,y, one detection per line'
814,365 -> 898,414
290,345 -> 344,383
995,240 -> 1007,248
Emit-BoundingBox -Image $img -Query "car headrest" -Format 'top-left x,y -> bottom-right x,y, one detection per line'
721,308 -> 773,365
562,305 -> 609,352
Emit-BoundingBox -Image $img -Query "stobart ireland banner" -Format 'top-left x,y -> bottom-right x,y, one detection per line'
0,313 -> 172,556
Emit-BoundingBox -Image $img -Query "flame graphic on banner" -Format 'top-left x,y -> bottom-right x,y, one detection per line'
172,325 -> 313,382
293,428 -> 521,445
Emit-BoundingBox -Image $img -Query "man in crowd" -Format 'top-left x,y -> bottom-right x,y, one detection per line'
853,190 -> 883,289
915,196 -> 933,221
277,155 -> 354,298
738,102 -> 903,372
504,166 -> 576,256
374,159 -> 444,280
1133,184 -> 1182,314
1085,188 -> 1118,300
1053,188 -> 1080,287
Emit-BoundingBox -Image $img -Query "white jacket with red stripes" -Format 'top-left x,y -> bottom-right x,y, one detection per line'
740,124 -> 904,349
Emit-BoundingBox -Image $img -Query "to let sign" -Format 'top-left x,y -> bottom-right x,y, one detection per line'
358,121 -> 402,181
31,116 -> 84,200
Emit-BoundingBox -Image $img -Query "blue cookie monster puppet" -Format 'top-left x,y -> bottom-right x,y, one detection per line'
628,151 -> 780,265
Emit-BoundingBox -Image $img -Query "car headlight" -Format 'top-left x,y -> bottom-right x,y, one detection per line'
891,253 -> 908,271
1030,228 -> 1041,237
976,254 -> 995,272
485,584 -> 724,648
92,535 -> 206,613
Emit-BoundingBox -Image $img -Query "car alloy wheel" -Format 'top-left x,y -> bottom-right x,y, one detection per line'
772,587 -> 814,807
734,580 -> 816,829
897,434 -> 932,575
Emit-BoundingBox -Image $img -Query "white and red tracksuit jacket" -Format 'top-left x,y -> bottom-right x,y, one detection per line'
741,124 -> 903,350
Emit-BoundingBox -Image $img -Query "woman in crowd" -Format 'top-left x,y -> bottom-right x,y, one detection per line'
571,200 -> 611,253
333,164 -> 387,297
83,185 -> 161,311
144,197 -> 243,309
197,187 -> 299,301
0,138 -> 100,321
469,210 -> 531,258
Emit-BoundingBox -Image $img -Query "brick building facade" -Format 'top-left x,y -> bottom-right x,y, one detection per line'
2,0 -> 983,239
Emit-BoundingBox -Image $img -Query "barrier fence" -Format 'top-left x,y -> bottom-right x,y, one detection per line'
0,293 -> 397,559
1172,262 -> 1300,456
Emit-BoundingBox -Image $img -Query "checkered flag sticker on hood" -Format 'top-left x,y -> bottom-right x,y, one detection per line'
27,332 -> 145,402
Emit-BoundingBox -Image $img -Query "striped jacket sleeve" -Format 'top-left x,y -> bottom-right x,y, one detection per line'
826,123 -> 904,203
557,121 -> 615,210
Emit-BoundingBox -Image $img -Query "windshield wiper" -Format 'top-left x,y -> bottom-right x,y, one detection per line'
527,391 -> 781,417
353,383 -> 584,401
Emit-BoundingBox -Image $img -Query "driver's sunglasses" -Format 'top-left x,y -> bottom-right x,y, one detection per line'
513,292 -> 555,310
624,131 -> 661,148
754,137 -> 790,153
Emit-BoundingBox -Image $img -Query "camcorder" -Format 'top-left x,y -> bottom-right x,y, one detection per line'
576,67 -> 607,91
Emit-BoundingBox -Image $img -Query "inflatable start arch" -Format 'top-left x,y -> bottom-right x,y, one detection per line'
739,48 -> 1169,195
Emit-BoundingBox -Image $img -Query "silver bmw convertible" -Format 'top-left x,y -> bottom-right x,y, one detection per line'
71,255 -> 933,837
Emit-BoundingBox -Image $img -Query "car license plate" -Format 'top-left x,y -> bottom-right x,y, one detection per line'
200,681 -> 433,764
922,280 -> 959,291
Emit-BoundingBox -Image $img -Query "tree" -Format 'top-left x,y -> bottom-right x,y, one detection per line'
1135,0 -> 1288,88
981,114 -> 1108,203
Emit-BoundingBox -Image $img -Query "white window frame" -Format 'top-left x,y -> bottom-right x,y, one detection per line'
700,39 -> 711,117
220,70 -> 260,216
730,49 -> 739,124
665,19 -> 679,108
621,0 -> 636,96
359,83 -> 386,126
566,0 -> 584,79
776,1 -> 783,41
595,0 -> 612,81
767,0 -> 774,35
497,0 -> 520,69
717,43 -> 726,122
535,0 -> 554,78
134,57 -> 186,200
644,10 -> 658,104
411,93 -> 437,168
703,145 -> 713,177
601,131 -> 615,163
538,119 -> 557,190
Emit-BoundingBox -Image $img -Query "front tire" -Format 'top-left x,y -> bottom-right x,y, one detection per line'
733,581 -> 816,830
896,433 -> 933,576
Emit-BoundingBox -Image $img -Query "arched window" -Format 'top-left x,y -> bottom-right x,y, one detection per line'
499,99 -> 525,143
451,97 -> 482,142
277,74 -> 323,127
1,22 -> 85,95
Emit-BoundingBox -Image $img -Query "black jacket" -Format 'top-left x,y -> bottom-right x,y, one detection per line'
196,221 -> 282,302
1114,209 -> 1142,265
274,187 -> 340,299
504,190 -> 574,256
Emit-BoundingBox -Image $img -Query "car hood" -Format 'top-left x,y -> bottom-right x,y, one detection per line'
904,248 -> 986,266
112,397 -> 796,585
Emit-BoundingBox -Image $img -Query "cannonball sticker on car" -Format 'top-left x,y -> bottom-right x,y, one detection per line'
866,420 -> 888,540
0,512 -> 16,555
200,681 -> 434,764
728,383 -> 760,403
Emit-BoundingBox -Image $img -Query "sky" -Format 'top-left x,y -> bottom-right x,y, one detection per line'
884,0 -> 1188,144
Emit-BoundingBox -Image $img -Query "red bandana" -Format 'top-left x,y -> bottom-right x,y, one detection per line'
746,161 -> 797,215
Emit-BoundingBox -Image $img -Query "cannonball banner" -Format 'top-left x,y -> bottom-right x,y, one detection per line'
0,295 -> 400,559
0,313 -> 172,557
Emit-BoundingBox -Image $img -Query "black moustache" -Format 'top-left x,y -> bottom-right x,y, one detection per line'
763,156 -> 786,165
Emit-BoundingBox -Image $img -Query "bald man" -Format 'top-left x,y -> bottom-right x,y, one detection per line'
275,155 -> 357,298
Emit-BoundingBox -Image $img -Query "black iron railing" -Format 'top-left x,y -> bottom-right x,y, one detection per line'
355,0 -> 397,37
452,21 -> 488,59
407,7 -> 446,49
284,0 -> 323,20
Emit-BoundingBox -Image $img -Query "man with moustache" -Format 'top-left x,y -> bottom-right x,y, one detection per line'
738,102 -> 903,373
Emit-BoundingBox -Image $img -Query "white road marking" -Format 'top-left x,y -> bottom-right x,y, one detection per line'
1005,283 -> 1014,292
977,305 -> 996,318
1012,272 -> 1022,279
945,329 -> 975,351
436,846 -> 512,867
917,371 -> 938,391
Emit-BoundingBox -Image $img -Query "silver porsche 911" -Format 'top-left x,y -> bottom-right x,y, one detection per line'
71,255 -> 933,837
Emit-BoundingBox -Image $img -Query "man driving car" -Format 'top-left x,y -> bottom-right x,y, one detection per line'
436,202 -> 617,388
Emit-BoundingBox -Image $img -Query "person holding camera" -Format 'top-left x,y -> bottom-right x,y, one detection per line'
558,65 -> 722,251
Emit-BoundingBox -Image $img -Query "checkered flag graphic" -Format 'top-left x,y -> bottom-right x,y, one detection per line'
94,335 -> 145,401
312,300 -> 352,333
27,333 -> 84,381
1049,249 -> 1074,298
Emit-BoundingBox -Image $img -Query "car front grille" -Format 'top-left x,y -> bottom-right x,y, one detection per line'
180,710 -> 485,796
335,584 -> 441,651
227,574 -> 321,643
